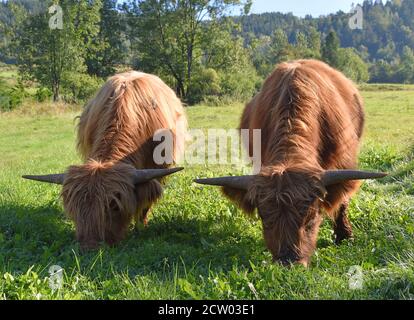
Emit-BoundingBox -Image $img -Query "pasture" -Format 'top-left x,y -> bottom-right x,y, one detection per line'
0,86 -> 413,300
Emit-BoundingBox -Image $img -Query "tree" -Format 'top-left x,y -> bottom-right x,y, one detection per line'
234,0 -> 414,81
337,48 -> 370,83
123,0 -> 252,100
0,1 -> 35,64
86,0 -> 128,77
295,31 -> 308,54
396,46 -> 414,83
14,0 -> 102,101
307,27 -> 321,59
202,24 -> 260,102
293,30 -> 321,60
269,29 -> 293,64
322,31 -> 340,68
250,35 -> 271,77
370,59 -> 396,83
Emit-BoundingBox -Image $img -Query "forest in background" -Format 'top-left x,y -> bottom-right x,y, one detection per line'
236,0 -> 414,83
0,0 -> 413,110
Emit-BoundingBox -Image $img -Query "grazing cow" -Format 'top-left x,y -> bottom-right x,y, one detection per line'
195,60 -> 386,267
23,71 -> 187,249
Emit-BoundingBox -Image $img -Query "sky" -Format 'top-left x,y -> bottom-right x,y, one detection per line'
250,0 -> 365,17
115,1 -> 367,17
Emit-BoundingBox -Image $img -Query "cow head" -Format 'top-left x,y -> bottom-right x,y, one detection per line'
23,162 -> 183,249
195,169 -> 387,267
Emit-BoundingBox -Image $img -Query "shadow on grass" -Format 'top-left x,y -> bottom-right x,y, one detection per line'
0,202 -> 262,279
0,203 -> 74,271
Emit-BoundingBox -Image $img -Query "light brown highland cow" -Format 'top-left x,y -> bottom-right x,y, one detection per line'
196,60 -> 387,267
24,71 -> 187,249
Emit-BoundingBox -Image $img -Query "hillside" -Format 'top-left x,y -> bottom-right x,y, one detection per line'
235,0 -> 414,66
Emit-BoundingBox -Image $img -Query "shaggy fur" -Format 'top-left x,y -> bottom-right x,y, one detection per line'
61,71 -> 187,249
223,60 -> 365,266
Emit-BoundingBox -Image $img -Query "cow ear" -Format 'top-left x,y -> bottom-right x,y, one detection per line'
134,179 -> 163,206
244,191 -> 258,214
222,186 -> 257,214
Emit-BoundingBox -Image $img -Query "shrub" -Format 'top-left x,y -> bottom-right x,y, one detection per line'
0,81 -> 26,112
189,68 -> 222,104
35,87 -> 52,102
187,66 -> 262,105
61,72 -> 104,103
219,66 -> 262,102
338,48 -> 370,83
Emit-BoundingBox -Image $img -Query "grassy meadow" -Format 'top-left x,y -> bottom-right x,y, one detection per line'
0,81 -> 413,299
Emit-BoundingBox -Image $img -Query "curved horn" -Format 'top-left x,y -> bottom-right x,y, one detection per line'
321,170 -> 388,186
194,176 -> 255,190
22,174 -> 66,185
134,167 -> 184,184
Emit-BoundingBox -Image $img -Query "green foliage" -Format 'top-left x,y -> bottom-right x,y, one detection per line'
370,60 -> 396,83
12,0 -> 102,101
199,28 -> 261,104
189,68 -> 221,104
267,29 -> 293,63
85,0 -> 128,78
61,72 -> 104,103
124,0 -> 252,102
250,28 -> 368,84
0,1 -> 48,64
218,65 -> 261,102
396,46 -> 414,84
322,31 -> 340,68
35,87 -> 52,103
337,48 -> 370,83
234,1 -> 414,84
251,28 -> 322,78
190,64 -> 260,106
2,0 -> 414,107
0,80 -> 26,111
370,46 -> 414,84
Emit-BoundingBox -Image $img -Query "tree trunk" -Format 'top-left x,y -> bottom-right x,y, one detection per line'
176,80 -> 186,100
52,81 -> 60,102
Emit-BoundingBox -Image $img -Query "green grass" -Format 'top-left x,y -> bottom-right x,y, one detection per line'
0,86 -> 414,300
0,65 -> 18,87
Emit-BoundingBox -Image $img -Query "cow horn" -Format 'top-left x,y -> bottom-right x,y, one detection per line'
194,175 -> 255,190
321,170 -> 388,186
22,174 -> 66,185
134,167 -> 184,184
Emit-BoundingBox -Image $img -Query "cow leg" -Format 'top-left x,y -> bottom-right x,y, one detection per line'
334,202 -> 353,244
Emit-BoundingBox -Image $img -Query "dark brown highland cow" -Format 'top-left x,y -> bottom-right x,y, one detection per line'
23,71 -> 187,248
196,60 -> 386,267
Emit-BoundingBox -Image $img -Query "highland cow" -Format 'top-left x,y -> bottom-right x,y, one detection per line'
195,60 -> 386,267
23,71 -> 187,249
